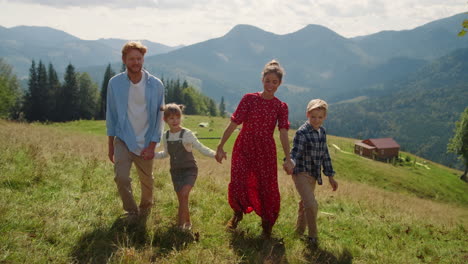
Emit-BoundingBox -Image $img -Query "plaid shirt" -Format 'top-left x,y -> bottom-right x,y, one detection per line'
290,122 -> 335,185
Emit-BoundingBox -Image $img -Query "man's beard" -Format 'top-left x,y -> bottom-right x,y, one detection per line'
127,65 -> 142,74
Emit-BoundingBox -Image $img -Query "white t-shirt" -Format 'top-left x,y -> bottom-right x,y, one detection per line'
155,128 -> 216,159
127,71 -> 148,155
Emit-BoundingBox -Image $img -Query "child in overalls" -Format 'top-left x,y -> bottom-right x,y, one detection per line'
155,103 -> 216,230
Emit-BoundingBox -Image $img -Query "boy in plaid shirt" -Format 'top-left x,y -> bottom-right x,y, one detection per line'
284,99 -> 338,246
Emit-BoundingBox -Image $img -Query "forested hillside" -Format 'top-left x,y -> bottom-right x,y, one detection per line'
327,48 -> 468,168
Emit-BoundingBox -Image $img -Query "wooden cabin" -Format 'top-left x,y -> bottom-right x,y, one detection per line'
354,138 -> 400,161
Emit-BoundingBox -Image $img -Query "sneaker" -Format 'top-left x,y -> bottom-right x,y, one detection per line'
181,222 -> 192,231
306,237 -> 319,248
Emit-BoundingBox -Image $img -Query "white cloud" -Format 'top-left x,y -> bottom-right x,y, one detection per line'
8,0 -> 157,8
8,0 -> 226,9
318,0 -> 388,17
0,0 -> 466,46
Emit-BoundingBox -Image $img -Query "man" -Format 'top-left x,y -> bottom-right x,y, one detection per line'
106,41 -> 164,220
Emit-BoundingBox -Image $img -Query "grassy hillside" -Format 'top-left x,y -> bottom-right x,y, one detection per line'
1,118 -> 467,263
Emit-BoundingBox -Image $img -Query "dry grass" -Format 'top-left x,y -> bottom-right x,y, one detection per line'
1,119 -> 467,263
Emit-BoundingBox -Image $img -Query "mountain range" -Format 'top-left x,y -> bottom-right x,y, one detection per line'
0,13 -> 467,168
0,25 -> 182,78
142,13 -> 466,111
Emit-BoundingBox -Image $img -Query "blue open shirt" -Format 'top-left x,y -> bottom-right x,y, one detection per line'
106,70 -> 165,154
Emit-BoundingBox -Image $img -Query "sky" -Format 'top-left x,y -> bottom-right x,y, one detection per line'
0,0 -> 466,46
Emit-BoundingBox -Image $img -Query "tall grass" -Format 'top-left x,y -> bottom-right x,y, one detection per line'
1,119 -> 467,263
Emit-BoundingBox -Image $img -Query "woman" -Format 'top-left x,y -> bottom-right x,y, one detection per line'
216,60 -> 294,238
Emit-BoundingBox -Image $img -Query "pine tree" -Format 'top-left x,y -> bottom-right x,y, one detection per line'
61,64 -> 80,121
162,77 -> 219,116
23,60 -> 38,121
162,77 -> 171,103
172,79 -> 183,104
78,72 -> 99,120
47,63 -> 61,121
207,98 -> 218,116
98,64 -> 115,119
36,61 -> 49,121
219,96 -> 226,118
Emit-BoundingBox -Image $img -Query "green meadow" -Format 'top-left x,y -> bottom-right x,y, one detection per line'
1,117 -> 467,263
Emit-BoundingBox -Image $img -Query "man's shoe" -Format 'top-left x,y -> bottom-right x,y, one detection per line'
139,208 -> 151,217
122,212 -> 139,225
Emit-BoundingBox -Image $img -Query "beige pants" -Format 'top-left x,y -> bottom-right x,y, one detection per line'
292,172 -> 318,238
114,137 -> 154,214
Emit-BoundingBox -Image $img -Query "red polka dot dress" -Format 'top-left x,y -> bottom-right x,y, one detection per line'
229,92 -> 290,225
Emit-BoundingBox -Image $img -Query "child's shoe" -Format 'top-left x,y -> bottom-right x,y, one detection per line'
181,222 -> 192,231
226,211 -> 243,230
306,236 -> 319,249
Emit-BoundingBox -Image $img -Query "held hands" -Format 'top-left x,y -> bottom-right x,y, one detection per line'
140,146 -> 155,160
329,177 -> 338,191
283,159 -> 294,175
215,146 -> 227,164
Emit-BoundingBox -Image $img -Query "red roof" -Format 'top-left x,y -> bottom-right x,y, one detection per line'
366,138 -> 400,149
355,141 -> 376,149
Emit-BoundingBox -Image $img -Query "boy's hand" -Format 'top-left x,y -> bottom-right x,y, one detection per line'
329,177 -> 338,191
